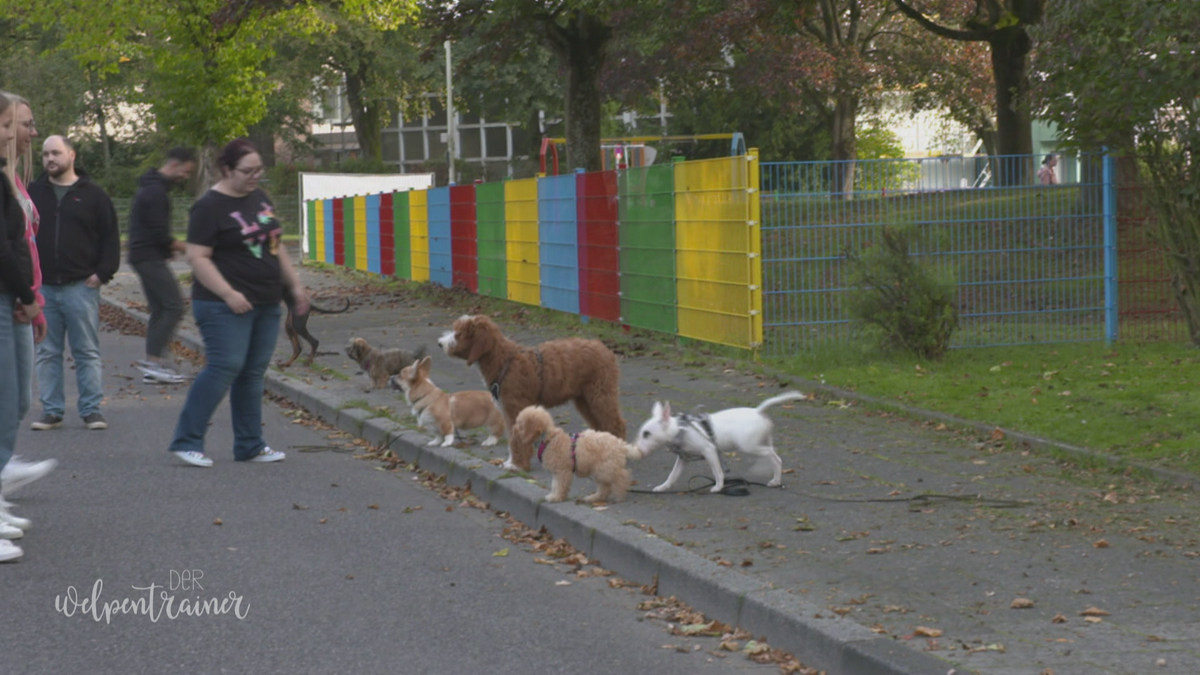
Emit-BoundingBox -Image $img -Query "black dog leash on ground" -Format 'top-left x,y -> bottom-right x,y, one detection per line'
630,477 -> 1031,507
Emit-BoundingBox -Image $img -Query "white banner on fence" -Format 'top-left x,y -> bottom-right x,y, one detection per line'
297,172 -> 435,255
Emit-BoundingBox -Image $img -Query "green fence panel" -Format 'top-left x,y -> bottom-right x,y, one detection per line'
393,191 -> 412,280
619,164 -> 676,334
342,198 -> 356,269
476,182 -> 507,299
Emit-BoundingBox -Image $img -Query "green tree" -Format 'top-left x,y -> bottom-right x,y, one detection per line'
1033,0 -> 1200,344
427,0 -> 621,172
891,0 -> 1044,185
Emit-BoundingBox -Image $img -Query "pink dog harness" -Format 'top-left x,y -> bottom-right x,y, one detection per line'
537,432 -> 580,471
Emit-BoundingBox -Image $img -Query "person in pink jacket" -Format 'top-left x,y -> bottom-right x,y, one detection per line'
0,93 -> 58,540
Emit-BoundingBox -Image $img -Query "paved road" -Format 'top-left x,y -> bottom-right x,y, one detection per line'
1,322 -> 774,675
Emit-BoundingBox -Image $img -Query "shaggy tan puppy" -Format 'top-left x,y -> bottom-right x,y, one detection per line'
345,337 -> 426,390
511,406 -> 648,503
437,314 -> 627,470
389,356 -> 506,447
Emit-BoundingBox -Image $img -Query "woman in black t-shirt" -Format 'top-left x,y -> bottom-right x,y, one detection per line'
167,138 -> 309,468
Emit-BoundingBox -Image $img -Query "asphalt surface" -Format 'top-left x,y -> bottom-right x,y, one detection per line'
40,252 -> 1200,675
2,310 -> 777,675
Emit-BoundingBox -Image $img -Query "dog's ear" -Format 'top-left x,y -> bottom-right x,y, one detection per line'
661,401 -> 672,423
466,317 -> 495,366
417,356 -> 432,378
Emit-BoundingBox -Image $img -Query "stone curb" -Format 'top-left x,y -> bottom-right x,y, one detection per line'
100,297 -> 970,675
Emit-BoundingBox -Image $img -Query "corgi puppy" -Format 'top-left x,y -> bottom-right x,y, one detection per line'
389,356 -> 505,448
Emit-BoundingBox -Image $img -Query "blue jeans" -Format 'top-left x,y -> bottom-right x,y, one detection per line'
1,294 -> 22,474
36,282 -> 103,419
15,318 -> 33,422
169,299 -> 281,460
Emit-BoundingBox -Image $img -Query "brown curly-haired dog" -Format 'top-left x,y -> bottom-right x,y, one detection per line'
512,406 -> 648,503
437,314 -> 626,470
345,337 -> 425,390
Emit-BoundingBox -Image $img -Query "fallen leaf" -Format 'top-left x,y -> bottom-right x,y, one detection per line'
1084,616 -> 1103,624
913,626 -> 943,637
718,640 -> 740,651
318,518 -> 328,524
1051,613 -> 1067,624
988,428 -> 1005,442
368,504 -> 380,510
212,518 -> 223,526
1011,598 -> 1035,609
555,580 -> 571,586
1093,539 -> 1110,548
493,548 -> 510,557
1080,607 -> 1111,617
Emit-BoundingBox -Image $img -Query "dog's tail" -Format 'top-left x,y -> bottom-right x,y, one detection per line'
624,442 -> 650,462
755,391 -> 808,413
309,297 -> 352,314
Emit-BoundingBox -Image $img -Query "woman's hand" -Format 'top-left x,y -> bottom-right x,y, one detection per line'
291,284 -> 310,315
224,291 -> 253,314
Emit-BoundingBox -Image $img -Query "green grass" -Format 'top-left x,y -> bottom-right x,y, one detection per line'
768,340 -> 1200,475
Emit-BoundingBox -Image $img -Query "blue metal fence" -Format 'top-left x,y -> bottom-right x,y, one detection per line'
760,154 -> 1115,357
427,187 -> 453,288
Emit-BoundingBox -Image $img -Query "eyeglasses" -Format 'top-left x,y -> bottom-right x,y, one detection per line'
234,166 -> 265,177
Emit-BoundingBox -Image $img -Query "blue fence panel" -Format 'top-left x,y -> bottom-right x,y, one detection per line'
760,154 -> 1111,356
427,187 -> 453,288
322,200 -> 335,264
366,194 -> 381,275
538,173 -> 580,315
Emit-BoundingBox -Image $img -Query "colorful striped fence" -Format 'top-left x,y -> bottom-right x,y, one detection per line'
304,151 -> 764,352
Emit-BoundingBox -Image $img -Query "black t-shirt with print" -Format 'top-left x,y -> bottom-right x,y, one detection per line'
187,189 -> 284,305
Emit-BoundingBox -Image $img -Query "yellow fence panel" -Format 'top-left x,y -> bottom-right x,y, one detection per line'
409,189 -> 430,282
353,196 -> 369,271
313,200 -> 326,263
674,150 -> 762,351
505,178 -> 540,306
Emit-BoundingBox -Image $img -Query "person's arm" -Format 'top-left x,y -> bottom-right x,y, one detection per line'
94,193 -> 122,284
0,215 -> 36,307
187,243 -> 252,314
276,244 -> 308,314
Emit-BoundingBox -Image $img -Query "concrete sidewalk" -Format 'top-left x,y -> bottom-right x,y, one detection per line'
101,254 -> 1200,675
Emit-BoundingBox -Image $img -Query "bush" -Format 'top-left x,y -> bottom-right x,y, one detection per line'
845,225 -> 959,359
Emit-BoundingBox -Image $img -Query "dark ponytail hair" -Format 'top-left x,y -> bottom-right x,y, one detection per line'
216,138 -> 259,173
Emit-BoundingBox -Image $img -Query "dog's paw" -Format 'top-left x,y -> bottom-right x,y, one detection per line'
652,484 -> 670,493
544,494 -> 564,503
481,436 -> 499,447
709,484 -> 724,493
501,459 -> 517,471
440,438 -> 455,447
427,438 -> 441,446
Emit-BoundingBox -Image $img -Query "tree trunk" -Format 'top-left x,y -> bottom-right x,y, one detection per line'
545,12 -> 611,173
96,105 -> 111,170
830,96 -> 858,200
345,69 -> 382,164
990,26 -> 1034,186
195,143 -> 218,198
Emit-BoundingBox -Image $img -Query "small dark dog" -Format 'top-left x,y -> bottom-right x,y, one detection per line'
278,288 -> 351,368
345,337 -> 427,390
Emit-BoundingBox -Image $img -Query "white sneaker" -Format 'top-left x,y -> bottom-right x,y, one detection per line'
0,539 -> 22,562
140,363 -> 187,384
247,447 -> 285,463
1,457 -> 58,497
0,520 -> 23,540
0,500 -> 31,532
173,451 -> 214,468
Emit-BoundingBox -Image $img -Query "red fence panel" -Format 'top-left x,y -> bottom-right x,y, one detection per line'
577,170 -> 621,322
380,192 -> 395,277
332,197 -> 345,267
450,185 -> 478,292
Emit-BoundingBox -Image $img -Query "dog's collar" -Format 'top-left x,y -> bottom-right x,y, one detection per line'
537,431 -> 579,472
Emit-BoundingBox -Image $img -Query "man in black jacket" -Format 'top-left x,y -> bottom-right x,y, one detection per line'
128,147 -> 196,384
27,135 -> 120,431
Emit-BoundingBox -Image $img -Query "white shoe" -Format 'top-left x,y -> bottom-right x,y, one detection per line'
1,457 -> 58,497
173,451 -> 214,468
140,363 -> 187,384
247,447 -> 285,463
0,500 -> 31,531
0,539 -> 22,562
0,520 -> 23,540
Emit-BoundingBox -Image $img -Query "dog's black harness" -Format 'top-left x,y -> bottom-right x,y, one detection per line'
488,348 -> 544,401
668,412 -> 718,460
536,431 -> 579,471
